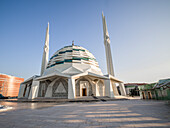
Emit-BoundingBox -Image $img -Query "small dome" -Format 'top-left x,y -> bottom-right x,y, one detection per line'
44,45 -> 103,76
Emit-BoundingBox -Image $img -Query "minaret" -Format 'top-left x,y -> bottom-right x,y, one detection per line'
41,22 -> 49,75
102,12 -> 115,76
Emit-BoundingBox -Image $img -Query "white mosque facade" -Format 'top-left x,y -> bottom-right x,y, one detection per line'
18,13 -> 126,99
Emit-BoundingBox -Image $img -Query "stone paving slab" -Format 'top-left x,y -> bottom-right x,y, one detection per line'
0,99 -> 170,128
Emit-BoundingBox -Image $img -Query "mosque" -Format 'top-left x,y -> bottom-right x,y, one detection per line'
18,13 -> 126,99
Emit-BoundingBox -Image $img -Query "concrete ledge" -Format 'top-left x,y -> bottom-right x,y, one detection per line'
0,96 -> 129,103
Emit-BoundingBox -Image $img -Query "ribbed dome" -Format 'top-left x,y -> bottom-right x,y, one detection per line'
47,45 -> 99,69
43,45 -> 103,76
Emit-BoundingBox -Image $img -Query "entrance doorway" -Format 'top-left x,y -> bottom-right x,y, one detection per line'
80,81 -> 89,97
82,88 -> 87,96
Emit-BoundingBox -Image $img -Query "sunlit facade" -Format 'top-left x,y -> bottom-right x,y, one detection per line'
0,73 -> 24,97
18,13 -> 126,99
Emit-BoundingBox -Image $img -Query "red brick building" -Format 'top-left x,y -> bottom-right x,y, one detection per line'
0,73 -> 24,97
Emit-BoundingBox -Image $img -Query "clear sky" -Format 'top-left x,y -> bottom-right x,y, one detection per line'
0,0 -> 170,83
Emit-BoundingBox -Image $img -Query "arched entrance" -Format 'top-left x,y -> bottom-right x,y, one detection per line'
52,78 -> 68,98
75,77 -> 93,97
38,81 -> 49,97
23,83 -> 31,98
23,84 -> 27,97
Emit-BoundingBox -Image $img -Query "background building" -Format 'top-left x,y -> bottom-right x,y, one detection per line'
124,83 -> 147,96
139,78 -> 170,100
0,73 -> 24,97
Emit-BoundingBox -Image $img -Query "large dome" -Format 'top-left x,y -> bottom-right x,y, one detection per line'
43,45 -> 103,76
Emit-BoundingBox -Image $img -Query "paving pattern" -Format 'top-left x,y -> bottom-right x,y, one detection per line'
0,100 -> 170,128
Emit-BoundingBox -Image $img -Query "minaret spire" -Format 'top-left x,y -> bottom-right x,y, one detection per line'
41,22 -> 49,75
102,12 -> 115,76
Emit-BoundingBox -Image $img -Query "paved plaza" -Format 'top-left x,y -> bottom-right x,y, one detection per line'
0,99 -> 170,128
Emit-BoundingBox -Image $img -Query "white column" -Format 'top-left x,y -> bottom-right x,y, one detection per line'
92,82 -> 96,96
104,79 -> 114,98
18,84 -> 26,98
119,83 -> 126,96
95,81 -> 100,96
68,78 -> 75,99
28,81 -> 40,99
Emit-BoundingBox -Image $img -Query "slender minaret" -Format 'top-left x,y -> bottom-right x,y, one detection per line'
41,22 -> 49,75
102,12 -> 115,76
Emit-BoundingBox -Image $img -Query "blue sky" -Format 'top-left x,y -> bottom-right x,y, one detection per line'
0,0 -> 170,83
